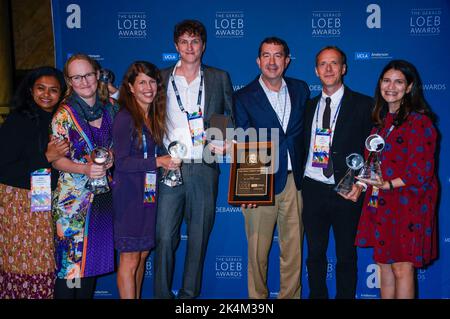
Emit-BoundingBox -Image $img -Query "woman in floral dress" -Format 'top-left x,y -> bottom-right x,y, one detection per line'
51,54 -> 118,299
353,60 -> 438,299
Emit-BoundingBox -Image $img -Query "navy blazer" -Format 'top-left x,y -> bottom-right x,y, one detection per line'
233,76 -> 310,194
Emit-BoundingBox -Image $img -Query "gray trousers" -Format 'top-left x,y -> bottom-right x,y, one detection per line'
154,163 -> 219,299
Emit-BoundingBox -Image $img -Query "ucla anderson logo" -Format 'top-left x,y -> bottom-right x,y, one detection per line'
215,256 -> 243,279
162,53 -> 179,62
410,8 -> 441,36
354,52 -> 393,61
215,11 -> 245,38
117,12 -> 148,39
311,10 -> 342,38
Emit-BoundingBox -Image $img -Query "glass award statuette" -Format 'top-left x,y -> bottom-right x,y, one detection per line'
357,134 -> 385,185
85,147 -> 111,194
334,153 -> 364,195
228,142 -> 275,206
161,141 -> 187,187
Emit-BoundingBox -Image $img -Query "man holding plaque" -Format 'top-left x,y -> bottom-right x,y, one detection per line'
302,46 -> 373,299
154,19 -> 233,299
233,37 -> 310,299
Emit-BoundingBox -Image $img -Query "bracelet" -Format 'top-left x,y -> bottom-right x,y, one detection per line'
388,180 -> 394,191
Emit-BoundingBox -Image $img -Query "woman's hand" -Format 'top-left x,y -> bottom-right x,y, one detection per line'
355,176 -> 394,191
355,175 -> 385,188
45,136 -> 69,163
84,161 -> 106,178
156,155 -> 181,170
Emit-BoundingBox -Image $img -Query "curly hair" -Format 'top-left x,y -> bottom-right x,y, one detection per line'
174,19 -> 207,44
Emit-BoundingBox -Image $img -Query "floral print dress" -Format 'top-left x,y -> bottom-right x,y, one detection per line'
51,101 -> 115,279
355,112 -> 438,267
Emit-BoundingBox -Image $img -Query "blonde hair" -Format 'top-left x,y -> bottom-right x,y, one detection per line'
62,53 -> 109,104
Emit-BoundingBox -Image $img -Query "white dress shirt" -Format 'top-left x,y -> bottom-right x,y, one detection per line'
259,76 -> 293,171
164,60 -> 205,160
304,84 -> 345,184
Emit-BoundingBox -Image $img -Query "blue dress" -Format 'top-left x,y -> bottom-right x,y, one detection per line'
112,109 -> 158,252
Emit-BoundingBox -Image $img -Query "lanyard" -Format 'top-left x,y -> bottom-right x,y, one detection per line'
375,124 -> 395,159
384,125 -> 395,139
143,134 -> 148,159
142,133 -> 157,160
170,68 -> 204,115
314,97 -> 343,140
375,124 -> 395,141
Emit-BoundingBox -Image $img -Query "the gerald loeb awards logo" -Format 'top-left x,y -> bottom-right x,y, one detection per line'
215,11 -> 244,38
312,10 -> 342,37
410,8 -> 441,36
117,12 -> 148,38
215,256 -> 243,279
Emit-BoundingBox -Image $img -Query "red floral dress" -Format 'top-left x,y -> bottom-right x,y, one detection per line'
355,112 -> 438,267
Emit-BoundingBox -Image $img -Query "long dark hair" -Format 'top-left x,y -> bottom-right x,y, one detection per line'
11,66 -> 66,119
118,61 -> 166,146
373,59 -> 435,128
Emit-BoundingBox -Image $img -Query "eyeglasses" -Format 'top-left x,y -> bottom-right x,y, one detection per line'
68,72 -> 96,84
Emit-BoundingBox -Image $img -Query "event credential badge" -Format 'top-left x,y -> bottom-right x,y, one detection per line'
312,128 -> 331,168
144,171 -> 157,206
187,111 -> 205,158
30,168 -> 51,212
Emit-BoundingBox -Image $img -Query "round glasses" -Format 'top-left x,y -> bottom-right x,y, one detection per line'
69,71 -> 97,85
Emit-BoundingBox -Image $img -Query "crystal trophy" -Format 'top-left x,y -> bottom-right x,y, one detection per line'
161,141 -> 187,187
334,153 -> 364,195
85,146 -> 111,194
357,134 -> 385,185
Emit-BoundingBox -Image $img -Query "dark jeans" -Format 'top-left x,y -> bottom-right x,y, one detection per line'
154,163 -> 219,299
302,177 -> 363,299
54,277 -> 97,299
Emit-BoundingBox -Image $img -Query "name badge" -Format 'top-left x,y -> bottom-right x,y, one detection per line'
144,171 -> 157,206
312,128 -> 331,168
368,186 -> 379,211
187,112 -> 205,157
30,168 -> 51,212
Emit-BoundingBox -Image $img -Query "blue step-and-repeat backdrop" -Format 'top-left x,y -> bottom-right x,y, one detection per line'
51,0 -> 450,299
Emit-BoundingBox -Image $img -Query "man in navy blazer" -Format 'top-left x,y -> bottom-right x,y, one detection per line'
233,37 -> 310,299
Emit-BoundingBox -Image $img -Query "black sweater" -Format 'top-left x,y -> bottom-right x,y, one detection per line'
0,108 -> 58,190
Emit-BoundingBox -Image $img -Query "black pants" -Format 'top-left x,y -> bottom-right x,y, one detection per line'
302,177 -> 363,299
54,277 -> 97,299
